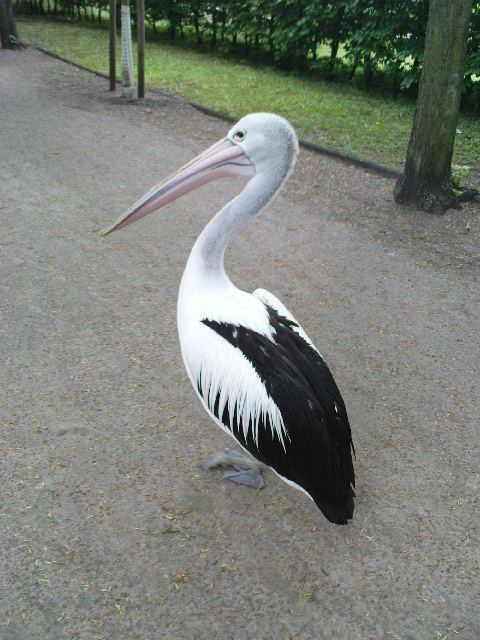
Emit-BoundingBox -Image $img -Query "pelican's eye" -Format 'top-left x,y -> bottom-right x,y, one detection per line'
233,129 -> 246,142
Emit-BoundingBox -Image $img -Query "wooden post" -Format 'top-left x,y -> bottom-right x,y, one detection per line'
109,0 -> 116,91
137,0 -> 145,98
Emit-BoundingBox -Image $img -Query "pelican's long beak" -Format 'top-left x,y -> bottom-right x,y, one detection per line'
99,138 -> 255,237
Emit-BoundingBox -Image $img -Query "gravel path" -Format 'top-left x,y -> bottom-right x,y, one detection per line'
1,47 -> 479,640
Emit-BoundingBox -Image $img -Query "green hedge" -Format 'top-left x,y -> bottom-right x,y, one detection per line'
15,0 -> 480,108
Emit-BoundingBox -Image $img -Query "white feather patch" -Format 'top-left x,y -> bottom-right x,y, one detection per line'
180,322 -> 289,451
253,288 -> 322,355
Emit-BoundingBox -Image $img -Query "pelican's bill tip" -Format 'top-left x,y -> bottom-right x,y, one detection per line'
98,223 -> 116,238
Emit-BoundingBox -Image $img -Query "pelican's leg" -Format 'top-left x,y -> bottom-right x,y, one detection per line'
201,449 -> 265,489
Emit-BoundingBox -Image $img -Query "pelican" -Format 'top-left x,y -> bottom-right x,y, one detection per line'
100,113 -> 355,524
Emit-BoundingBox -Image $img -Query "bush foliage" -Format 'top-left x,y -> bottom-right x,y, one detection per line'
16,0 -> 480,108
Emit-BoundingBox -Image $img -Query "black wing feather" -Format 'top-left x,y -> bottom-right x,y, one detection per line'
201,305 -> 355,524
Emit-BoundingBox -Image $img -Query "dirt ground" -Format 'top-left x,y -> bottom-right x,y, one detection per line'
1,47 -> 479,640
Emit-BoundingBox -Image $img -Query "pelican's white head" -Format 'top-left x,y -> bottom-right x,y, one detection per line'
100,113 -> 299,237
226,113 -> 299,184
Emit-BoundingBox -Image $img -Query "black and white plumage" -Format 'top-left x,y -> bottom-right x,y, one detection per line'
101,113 -> 355,524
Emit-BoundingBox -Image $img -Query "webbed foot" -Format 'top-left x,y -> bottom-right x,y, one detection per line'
201,449 -> 265,489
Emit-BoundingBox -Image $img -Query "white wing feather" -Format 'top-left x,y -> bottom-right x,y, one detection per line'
252,288 -> 321,354
180,321 -> 289,451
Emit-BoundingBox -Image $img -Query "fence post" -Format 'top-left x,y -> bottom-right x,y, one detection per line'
137,0 -> 145,98
109,0 -> 116,91
121,0 -> 135,98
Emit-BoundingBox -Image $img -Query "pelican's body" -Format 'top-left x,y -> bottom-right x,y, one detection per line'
101,113 -> 355,524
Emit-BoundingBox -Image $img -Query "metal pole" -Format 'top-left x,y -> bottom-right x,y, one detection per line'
109,0 -> 116,91
137,0 -> 145,99
121,0 -> 134,98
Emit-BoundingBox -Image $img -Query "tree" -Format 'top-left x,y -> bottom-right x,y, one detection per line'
394,0 -> 478,214
0,0 -> 22,49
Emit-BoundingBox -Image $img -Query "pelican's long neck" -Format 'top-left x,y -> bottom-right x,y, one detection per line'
183,172 -> 281,286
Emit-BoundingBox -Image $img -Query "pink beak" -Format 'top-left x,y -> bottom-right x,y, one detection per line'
99,138 -> 255,237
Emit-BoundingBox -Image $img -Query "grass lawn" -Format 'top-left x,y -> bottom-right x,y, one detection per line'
17,17 -> 480,187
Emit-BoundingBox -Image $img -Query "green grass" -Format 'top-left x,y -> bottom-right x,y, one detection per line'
18,17 -> 480,185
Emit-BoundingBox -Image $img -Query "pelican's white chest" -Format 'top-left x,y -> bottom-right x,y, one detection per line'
177,248 -> 274,343
176,249 -> 288,451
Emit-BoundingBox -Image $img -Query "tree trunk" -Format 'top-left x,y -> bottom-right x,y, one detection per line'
363,54 -> 374,87
192,8 -> 202,45
167,9 -> 176,38
220,8 -> 226,43
394,0 -> 476,213
327,38 -> 339,78
327,6 -> 345,80
210,7 -> 216,48
348,61 -> 357,81
0,0 -> 22,49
